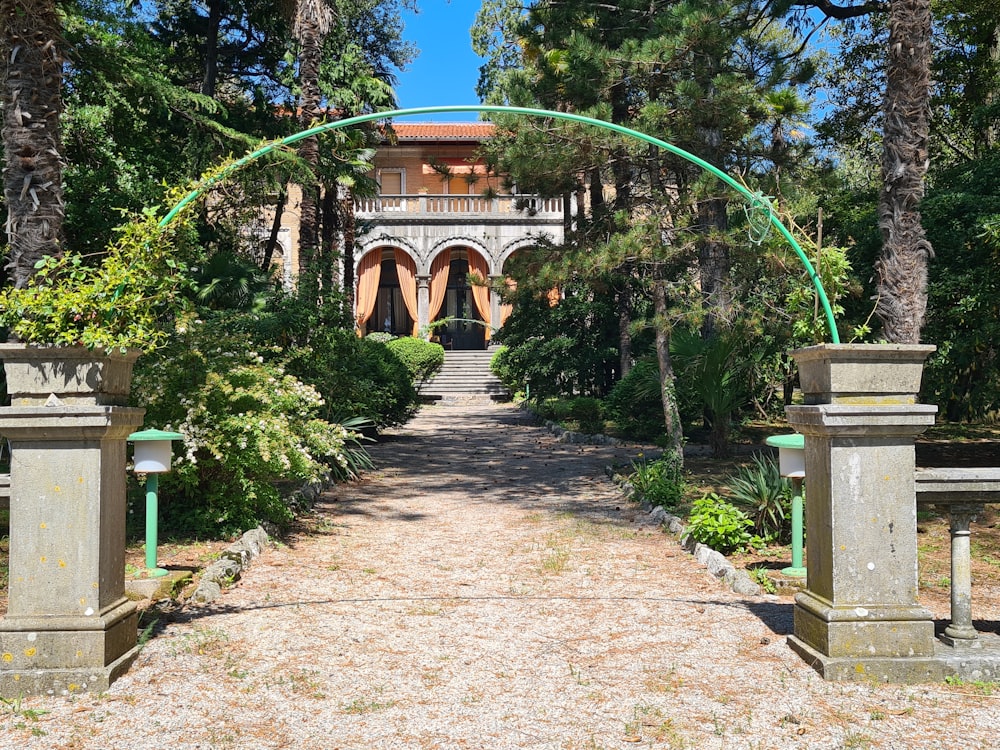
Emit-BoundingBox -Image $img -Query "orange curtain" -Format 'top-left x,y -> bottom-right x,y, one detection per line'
500,277 -> 516,327
393,249 -> 419,336
467,252 -> 492,340
355,251 -> 382,334
547,286 -> 561,307
428,250 -> 451,324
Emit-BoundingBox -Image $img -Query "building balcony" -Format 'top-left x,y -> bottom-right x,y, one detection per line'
354,193 -> 567,223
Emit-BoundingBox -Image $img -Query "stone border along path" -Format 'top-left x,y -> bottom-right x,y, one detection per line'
4,400 -> 999,749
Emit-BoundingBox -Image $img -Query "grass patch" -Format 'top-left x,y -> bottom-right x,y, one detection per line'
341,692 -> 396,714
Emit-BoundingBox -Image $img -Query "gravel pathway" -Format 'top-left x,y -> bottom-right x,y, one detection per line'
3,401 -> 999,749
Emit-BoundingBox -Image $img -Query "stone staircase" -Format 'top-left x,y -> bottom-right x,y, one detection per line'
420,349 -> 510,401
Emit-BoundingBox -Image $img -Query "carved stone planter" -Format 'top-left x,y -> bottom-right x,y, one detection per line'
0,344 -> 139,406
793,343 -> 936,405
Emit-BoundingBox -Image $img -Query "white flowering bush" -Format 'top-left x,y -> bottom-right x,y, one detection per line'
132,322 -> 370,534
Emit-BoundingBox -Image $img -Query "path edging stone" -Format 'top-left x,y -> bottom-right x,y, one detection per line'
607,468 -> 762,598
189,527 -> 270,605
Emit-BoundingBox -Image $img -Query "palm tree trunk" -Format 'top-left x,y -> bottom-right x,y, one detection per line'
875,0 -> 933,343
2,0 -> 65,289
293,0 -> 333,302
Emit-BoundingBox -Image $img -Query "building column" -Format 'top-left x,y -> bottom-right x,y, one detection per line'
940,503 -> 983,648
417,275 -> 430,337
489,275 -> 504,342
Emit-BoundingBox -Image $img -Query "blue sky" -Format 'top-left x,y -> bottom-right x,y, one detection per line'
394,1 -> 488,120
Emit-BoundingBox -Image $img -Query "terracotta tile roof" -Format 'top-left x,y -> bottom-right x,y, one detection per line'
390,122 -> 496,140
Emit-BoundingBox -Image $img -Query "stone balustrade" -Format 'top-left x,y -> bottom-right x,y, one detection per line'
914,468 -> 1000,649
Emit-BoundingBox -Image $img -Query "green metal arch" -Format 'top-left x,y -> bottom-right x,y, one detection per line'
161,104 -> 840,343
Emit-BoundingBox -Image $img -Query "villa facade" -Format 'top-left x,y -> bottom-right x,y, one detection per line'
352,122 -> 566,349
262,122 -> 567,349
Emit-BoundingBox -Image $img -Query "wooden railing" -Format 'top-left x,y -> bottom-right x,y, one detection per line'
354,193 -> 564,217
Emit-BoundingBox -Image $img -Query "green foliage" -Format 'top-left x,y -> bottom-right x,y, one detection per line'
919,152 -> 1000,421
748,566 -> 777,594
284,332 -> 417,430
132,322 -> 367,536
726,454 -> 791,544
385,337 -> 446,386
629,451 -> 685,509
670,327 -> 752,455
605,357 -> 666,441
0,183 -> 202,352
567,396 -> 604,434
533,397 -> 573,422
364,332 -> 394,344
529,395 -> 603,434
684,493 -> 755,554
491,279 -> 619,399
230,296 -> 418,430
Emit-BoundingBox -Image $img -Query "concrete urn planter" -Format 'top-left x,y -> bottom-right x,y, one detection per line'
0,343 -> 139,406
792,343 -> 936,405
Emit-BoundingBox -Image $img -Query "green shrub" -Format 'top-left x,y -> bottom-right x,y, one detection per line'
533,397 -> 572,422
684,493 -> 755,554
385,337 -> 445,386
364,331 -> 394,344
282,330 -> 418,429
629,451 -> 685,508
490,344 -> 520,393
568,396 -> 604,434
132,323 -> 368,536
223,297 -> 419,430
605,357 -> 666,440
726,454 -> 791,544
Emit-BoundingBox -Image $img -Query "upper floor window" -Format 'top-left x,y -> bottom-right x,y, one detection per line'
378,169 -> 404,195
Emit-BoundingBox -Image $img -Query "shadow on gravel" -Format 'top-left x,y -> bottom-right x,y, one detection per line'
344,404 -> 640,523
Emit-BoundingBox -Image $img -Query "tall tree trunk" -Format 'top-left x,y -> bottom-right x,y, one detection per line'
2,0 -> 65,289
617,276 -> 633,379
652,278 -> 684,464
201,0 -> 222,98
341,191 -> 356,317
293,0 -> 333,302
875,0 -> 933,344
320,183 -> 338,296
260,186 -> 288,272
697,193 -> 730,340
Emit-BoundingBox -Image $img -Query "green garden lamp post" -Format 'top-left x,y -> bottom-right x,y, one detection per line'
128,429 -> 184,578
765,433 -> 806,578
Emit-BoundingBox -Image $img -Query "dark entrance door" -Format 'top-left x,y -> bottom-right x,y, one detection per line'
438,257 -> 485,350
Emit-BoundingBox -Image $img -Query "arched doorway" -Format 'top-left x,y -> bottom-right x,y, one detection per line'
430,246 -> 491,350
371,254 -> 412,337
355,246 -> 420,337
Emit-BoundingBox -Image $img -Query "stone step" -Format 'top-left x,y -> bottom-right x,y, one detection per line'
422,350 -> 509,398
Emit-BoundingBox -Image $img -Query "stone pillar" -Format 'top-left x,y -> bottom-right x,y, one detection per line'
0,398 -> 144,695
417,275 -> 430,336
489,275 -> 504,343
940,504 -> 983,648
785,344 -> 938,680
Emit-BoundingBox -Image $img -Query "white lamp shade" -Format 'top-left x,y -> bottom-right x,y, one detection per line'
133,440 -> 174,473
778,447 -> 805,478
